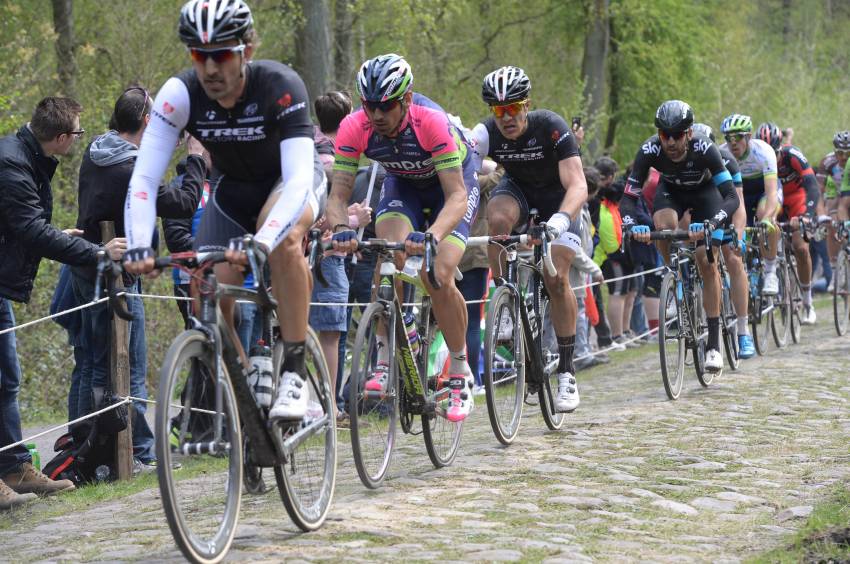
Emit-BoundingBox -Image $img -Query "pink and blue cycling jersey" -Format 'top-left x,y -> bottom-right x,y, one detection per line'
333,93 -> 468,184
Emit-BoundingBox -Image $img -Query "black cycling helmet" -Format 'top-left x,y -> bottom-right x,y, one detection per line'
833,131 -> 850,151
654,100 -> 694,133
757,122 -> 782,150
179,0 -> 253,45
482,66 -> 531,105
691,122 -> 715,142
356,54 -> 413,103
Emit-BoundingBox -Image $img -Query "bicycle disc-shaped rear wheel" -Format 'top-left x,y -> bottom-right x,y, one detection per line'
834,253 -> 850,336
421,320 -> 463,468
273,328 -> 337,531
483,285 -> 525,445
771,262 -> 790,348
156,330 -> 242,564
658,272 -> 685,400
537,294 -> 566,430
348,302 -> 398,488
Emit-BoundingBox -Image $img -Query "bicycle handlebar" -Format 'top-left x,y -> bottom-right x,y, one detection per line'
465,229 -> 558,278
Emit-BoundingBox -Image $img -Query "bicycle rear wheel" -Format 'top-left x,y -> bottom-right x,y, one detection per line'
658,272 -> 685,399
156,330 -> 242,564
422,319 -> 463,468
834,253 -> 850,336
721,278 -> 740,371
692,283 -> 713,387
483,285 -> 525,445
348,301 -> 398,488
787,257 -> 802,344
771,262 -> 790,348
273,327 -> 337,531
538,293 -> 566,430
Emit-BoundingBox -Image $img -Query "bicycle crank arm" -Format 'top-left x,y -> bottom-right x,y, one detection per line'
271,415 -> 330,459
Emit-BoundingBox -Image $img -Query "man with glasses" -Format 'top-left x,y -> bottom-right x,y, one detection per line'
719,114 -> 781,295
757,122 -> 821,324
0,97 -> 126,508
327,53 -> 481,423
623,100 -> 739,374
124,0 -> 327,422
819,132 -> 850,290
469,65 -> 588,413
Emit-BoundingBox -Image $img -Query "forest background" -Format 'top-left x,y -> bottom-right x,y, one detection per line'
3,0 -> 850,420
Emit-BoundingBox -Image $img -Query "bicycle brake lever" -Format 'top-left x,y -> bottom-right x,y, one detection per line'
703,221 -> 715,264
308,229 -> 329,288
424,233 -> 440,290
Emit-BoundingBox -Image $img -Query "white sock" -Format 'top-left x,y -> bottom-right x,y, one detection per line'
737,316 -> 749,334
449,350 -> 467,375
764,258 -> 777,274
802,285 -> 812,306
377,335 -> 389,364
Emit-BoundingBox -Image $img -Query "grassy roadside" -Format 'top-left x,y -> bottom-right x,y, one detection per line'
748,484 -> 850,563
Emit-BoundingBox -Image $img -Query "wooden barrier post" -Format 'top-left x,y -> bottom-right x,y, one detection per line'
100,221 -> 133,480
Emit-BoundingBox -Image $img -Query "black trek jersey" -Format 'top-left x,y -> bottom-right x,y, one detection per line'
176,60 -> 314,182
482,110 -> 580,191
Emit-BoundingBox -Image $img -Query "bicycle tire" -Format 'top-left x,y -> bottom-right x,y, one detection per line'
421,315 -> 463,468
834,252 -> 849,336
156,330 -> 242,564
787,255 -> 802,344
483,285 -> 525,445
751,290 -> 771,356
722,282 -> 740,371
348,301 -> 398,488
273,327 -> 337,531
658,272 -> 685,400
537,292 -> 566,430
771,261 -> 790,348
692,281 -> 713,387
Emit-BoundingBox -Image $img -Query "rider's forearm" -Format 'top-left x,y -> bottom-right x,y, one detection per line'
326,171 -> 356,230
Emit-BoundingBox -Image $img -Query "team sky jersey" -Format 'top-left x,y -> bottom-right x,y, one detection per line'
472,110 -> 580,190
720,138 -> 777,196
719,146 -> 743,187
175,60 -> 314,181
333,93 -> 467,185
125,59 -> 317,250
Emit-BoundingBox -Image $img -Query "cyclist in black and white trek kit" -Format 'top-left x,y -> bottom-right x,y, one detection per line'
469,66 -> 588,413
621,100 -> 739,374
123,0 -> 327,423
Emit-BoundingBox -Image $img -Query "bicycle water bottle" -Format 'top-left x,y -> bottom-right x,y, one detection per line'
403,312 -> 421,355
402,255 -> 424,278
25,443 -> 40,471
248,341 -> 273,408
524,292 -> 537,336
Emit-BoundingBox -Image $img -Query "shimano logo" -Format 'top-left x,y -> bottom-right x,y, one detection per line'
197,126 -> 265,139
642,142 -> 661,156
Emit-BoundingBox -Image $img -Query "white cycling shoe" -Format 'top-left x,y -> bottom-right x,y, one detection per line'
555,372 -> 580,413
704,349 -> 723,373
269,371 -> 308,420
763,271 -> 779,295
801,305 -> 817,325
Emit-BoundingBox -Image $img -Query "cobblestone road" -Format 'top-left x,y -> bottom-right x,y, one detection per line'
2,311 -> 849,562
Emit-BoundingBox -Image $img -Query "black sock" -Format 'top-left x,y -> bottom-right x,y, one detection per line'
282,341 -> 306,374
707,317 -> 720,351
557,335 -> 576,374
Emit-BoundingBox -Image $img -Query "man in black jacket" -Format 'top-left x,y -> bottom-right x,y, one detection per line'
72,88 -> 204,473
0,97 -> 124,509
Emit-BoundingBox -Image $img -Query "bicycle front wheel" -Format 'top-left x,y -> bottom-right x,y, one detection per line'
834,253 -> 850,336
692,282 -> 713,387
658,272 -> 685,400
538,294 -> 566,430
721,279 -> 740,371
788,257 -> 802,344
751,284 -> 771,356
273,327 -> 337,531
483,285 -> 525,445
771,262 -> 790,348
348,301 -> 398,488
156,330 -> 242,564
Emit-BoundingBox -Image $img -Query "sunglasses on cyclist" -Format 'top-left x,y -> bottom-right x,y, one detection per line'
490,101 -> 528,119
188,44 -> 246,64
724,133 -> 749,143
836,150 -> 849,157
361,99 -> 400,113
658,129 -> 687,141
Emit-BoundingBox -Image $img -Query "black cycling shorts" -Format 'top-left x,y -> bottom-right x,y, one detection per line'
653,182 -> 723,224
602,259 -> 635,296
643,271 -> 662,298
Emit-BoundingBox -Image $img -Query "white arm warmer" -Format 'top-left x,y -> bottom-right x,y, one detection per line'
470,122 -> 490,173
124,77 -> 189,249
254,136 -> 316,251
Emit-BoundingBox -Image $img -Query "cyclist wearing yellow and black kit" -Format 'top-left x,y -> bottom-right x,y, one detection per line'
720,114 -> 782,295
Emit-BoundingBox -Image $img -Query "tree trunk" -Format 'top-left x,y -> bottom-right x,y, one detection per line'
52,0 -> 77,99
782,0 -> 792,45
295,0 -> 333,105
580,0 -> 610,158
603,14 -> 619,152
333,0 -> 355,90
